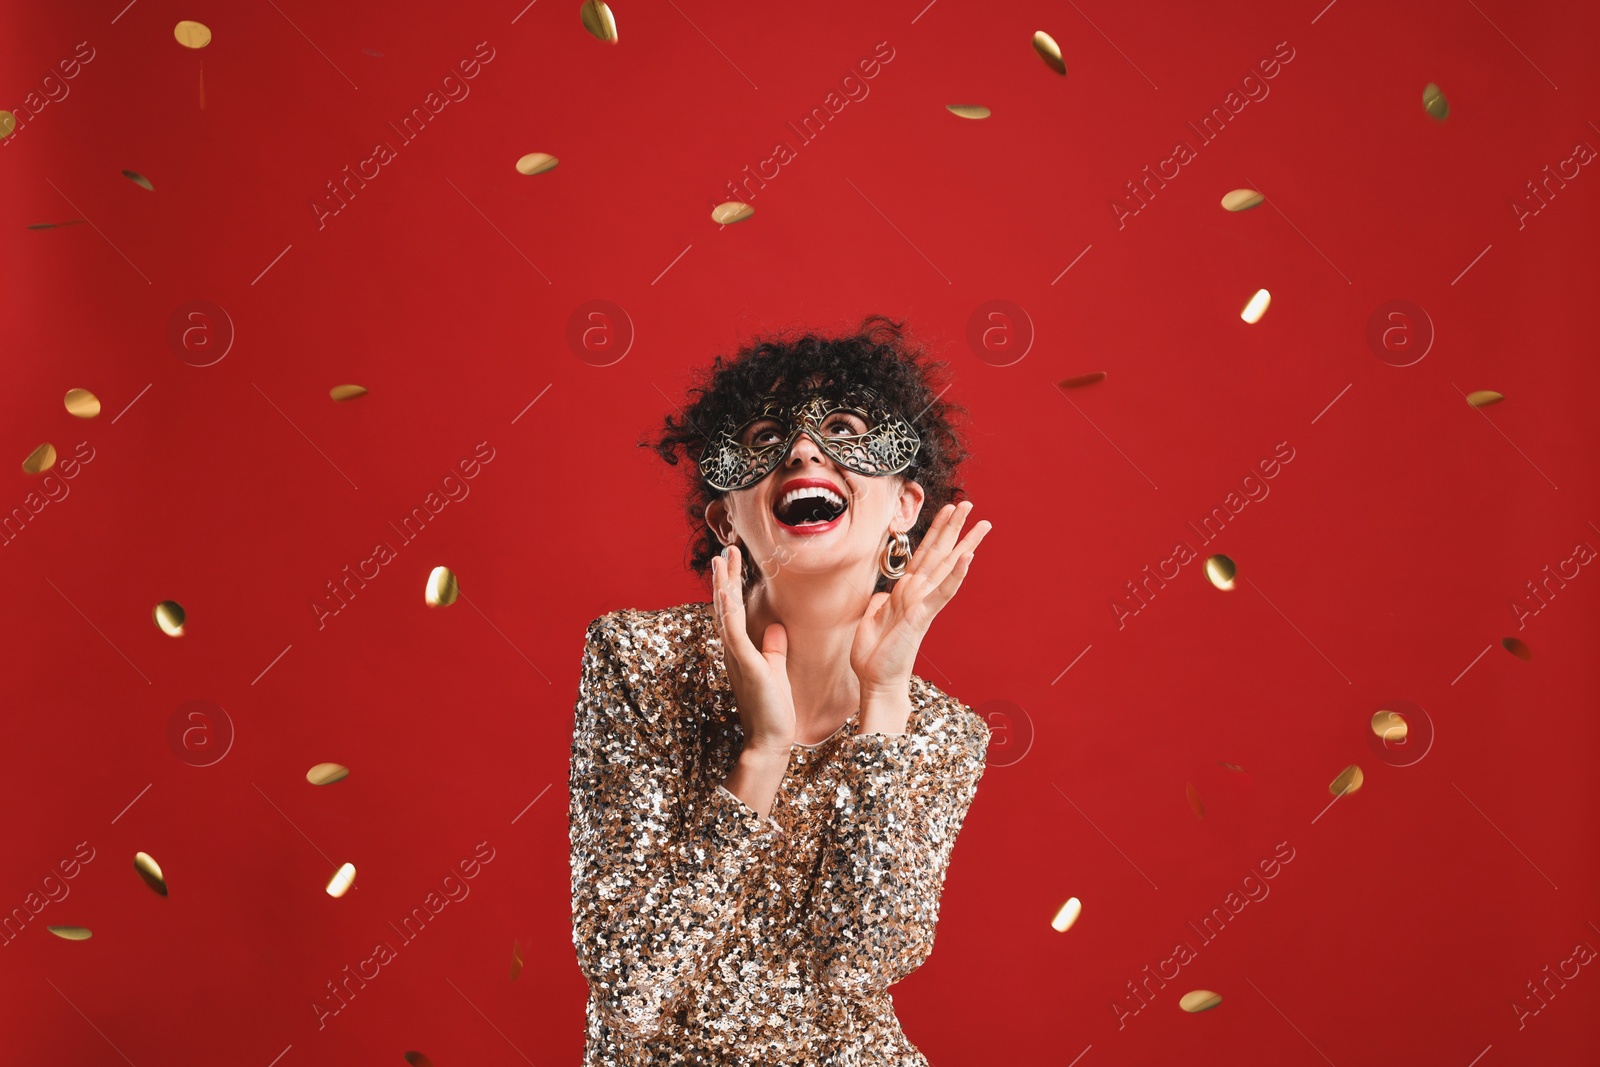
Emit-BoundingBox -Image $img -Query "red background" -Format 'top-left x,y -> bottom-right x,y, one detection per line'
4,1 -> 1598,1064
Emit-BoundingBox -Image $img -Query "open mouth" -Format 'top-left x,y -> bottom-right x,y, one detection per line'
772,483 -> 847,528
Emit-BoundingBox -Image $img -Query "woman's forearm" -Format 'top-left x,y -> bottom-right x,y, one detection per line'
723,745 -> 791,818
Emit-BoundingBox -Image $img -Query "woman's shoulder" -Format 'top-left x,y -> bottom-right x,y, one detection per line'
583,602 -> 715,669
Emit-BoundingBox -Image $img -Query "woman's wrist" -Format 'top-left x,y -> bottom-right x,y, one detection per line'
858,679 -> 913,736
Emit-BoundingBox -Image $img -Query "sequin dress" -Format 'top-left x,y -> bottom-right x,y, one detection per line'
568,602 -> 991,1066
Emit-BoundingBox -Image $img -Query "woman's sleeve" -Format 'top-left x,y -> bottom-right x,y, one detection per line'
568,615 -> 787,1039
807,687 -> 990,997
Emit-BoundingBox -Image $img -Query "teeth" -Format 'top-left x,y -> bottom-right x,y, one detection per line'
780,486 -> 845,510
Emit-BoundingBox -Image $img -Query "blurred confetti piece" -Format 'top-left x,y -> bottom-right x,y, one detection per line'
153,601 -> 186,637
65,389 -> 101,418
23,443 -> 57,475
426,566 -> 459,607
329,384 -> 368,401
135,852 -> 168,896
1204,554 -> 1236,590
0,111 -> 15,139
1220,189 -> 1263,211
307,763 -> 350,785
510,939 -> 525,981
123,170 -> 154,191
28,219 -> 87,229
516,152 -> 559,176
712,201 -> 754,225
362,47 -> 385,57
174,20 -> 212,48
1180,990 -> 1222,1012
1032,31 -> 1066,75
1056,371 -> 1106,389
1240,289 -> 1271,324
581,0 -> 618,42
1330,765 -> 1364,796
1466,390 -> 1504,407
1423,82 -> 1449,122
1051,897 -> 1082,932
404,1052 -> 434,1067
1186,782 -> 1205,819
326,863 -> 357,898
1501,637 -> 1531,660
946,105 -> 990,120
1218,762 -> 1246,773
1371,710 -> 1407,742
48,926 -> 92,941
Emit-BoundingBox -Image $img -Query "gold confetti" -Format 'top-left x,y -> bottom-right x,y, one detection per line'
123,169 -> 154,191
1423,82 -> 1449,122
174,20 -> 212,49
510,939 -> 525,981
329,384 -> 368,401
1056,371 -> 1106,389
1220,189 -> 1263,211
0,111 -> 16,139
580,1 -> 618,43
1032,31 -> 1066,76
48,926 -> 93,941
1179,989 -> 1222,1012
1330,764 -> 1364,796
1218,762 -> 1246,773
135,852 -> 168,896
326,863 -> 357,898
1466,390 -> 1504,407
306,763 -> 350,786
153,601 -> 186,637
23,443 -> 57,475
1240,288 -> 1271,324
946,105 -> 991,120
65,389 -> 101,418
515,152 -> 559,176
426,566 -> 459,607
712,201 -> 754,225
1186,782 -> 1204,819
1050,897 -> 1082,933
1371,710 -> 1407,742
1502,637 -> 1531,661
1204,554 -> 1236,590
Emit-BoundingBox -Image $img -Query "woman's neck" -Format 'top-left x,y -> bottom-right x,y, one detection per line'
742,564 -> 876,743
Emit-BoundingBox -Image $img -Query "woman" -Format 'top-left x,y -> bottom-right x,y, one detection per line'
568,315 -> 994,1065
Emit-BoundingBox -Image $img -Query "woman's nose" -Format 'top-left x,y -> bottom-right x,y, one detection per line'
785,431 -> 824,464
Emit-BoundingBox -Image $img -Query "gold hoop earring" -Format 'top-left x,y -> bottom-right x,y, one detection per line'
879,530 -> 911,580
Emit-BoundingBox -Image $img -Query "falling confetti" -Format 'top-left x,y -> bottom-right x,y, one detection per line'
712,201 -> 754,224
581,1 -> 618,43
23,443 -> 57,475
1220,189 -> 1263,211
64,389 -> 101,417
1423,82 -> 1449,122
135,852 -> 168,896
154,601 -> 186,637
123,169 -> 154,191
329,384 -> 368,401
1204,555 -> 1236,590
515,152 -> 559,175
1240,288 -> 1271,324
1032,31 -> 1065,76
1179,990 -> 1222,1012
946,105 -> 990,120
306,763 -> 350,785
1466,390 -> 1504,407
425,566 -> 459,607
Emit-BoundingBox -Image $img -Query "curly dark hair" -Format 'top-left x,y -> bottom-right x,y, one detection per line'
644,314 -> 970,595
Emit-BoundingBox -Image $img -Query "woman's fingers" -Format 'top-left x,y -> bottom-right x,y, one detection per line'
904,501 -> 977,588
923,518 -> 991,591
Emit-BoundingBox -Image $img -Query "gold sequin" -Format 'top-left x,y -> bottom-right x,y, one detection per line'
568,602 -> 990,1064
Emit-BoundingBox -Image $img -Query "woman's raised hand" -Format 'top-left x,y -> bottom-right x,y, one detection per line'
850,501 -> 992,700
712,545 -> 797,755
